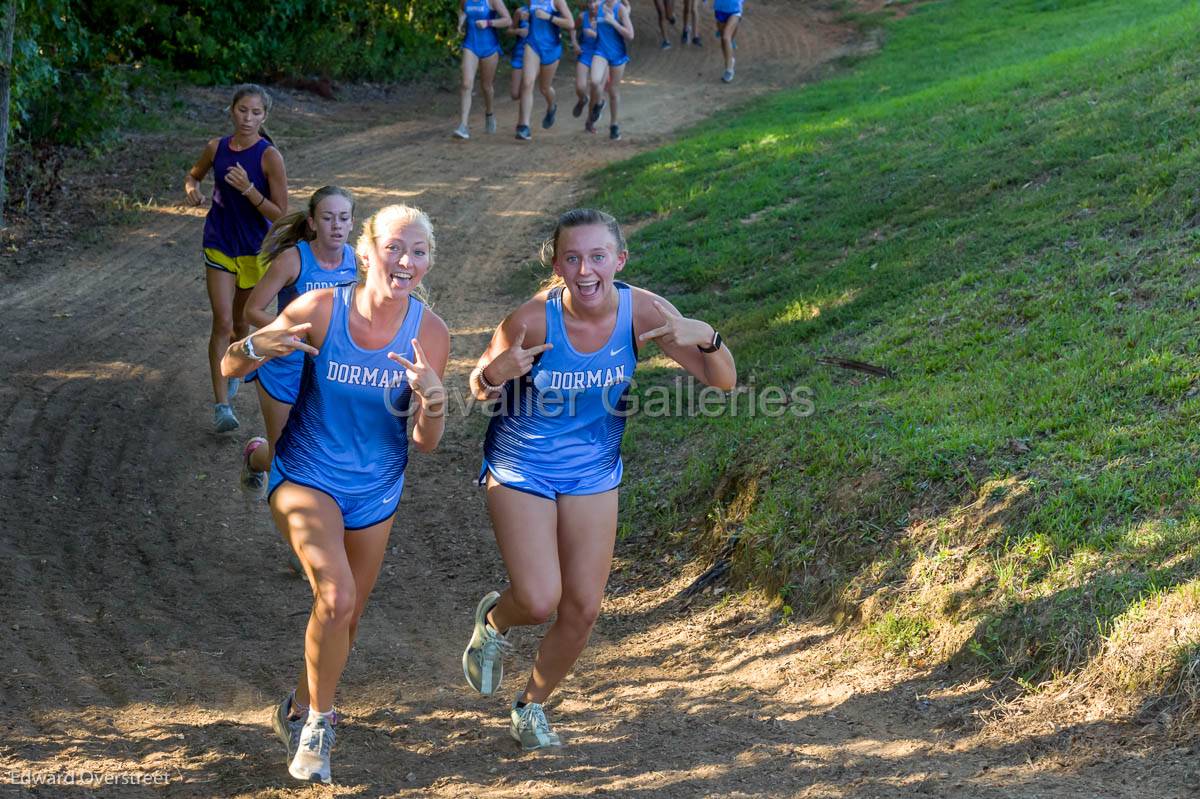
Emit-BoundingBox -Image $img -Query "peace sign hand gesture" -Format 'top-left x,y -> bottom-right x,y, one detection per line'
638,301 -> 714,349
485,324 -> 553,384
253,323 -> 319,359
388,338 -> 446,410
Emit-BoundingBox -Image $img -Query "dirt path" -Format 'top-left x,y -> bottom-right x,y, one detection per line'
0,1 -> 1193,797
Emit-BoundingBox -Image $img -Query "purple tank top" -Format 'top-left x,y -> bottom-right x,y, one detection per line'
202,136 -> 273,257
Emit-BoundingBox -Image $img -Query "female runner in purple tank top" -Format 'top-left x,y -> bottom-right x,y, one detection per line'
461,209 -> 736,750
185,84 -> 288,433
239,186 -> 359,498
222,205 -> 449,784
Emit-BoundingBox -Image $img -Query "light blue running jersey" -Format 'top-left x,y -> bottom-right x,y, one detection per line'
276,240 -> 358,312
249,240 -> 359,404
484,282 -> 637,486
578,10 -> 598,66
527,0 -> 563,63
595,1 -> 629,67
463,0 -> 502,58
275,285 -> 425,499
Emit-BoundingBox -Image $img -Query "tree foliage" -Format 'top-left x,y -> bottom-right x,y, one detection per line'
12,0 -> 461,145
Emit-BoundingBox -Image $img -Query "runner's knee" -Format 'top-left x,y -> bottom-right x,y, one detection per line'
512,585 -> 561,624
313,580 -> 357,628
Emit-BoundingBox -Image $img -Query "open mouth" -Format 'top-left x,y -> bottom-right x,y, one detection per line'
390,270 -> 415,288
576,279 -> 601,298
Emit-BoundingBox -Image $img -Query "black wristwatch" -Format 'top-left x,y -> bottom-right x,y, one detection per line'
698,329 -> 722,354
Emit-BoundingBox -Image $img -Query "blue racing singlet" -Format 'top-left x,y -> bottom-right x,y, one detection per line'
510,11 -> 530,67
275,285 -> 425,499
203,136 -> 272,257
463,0 -> 502,58
595,1 -> 629,66
250,241 -> 359,404
527,0 -> 563,64
276,241 -> 359,312
714,0 -> 744,13
484,283 -> 637,485
578,10 -> 598,64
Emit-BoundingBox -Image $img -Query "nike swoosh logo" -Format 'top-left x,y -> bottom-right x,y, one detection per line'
382,495 -> 399,505
609,346 -> 627,357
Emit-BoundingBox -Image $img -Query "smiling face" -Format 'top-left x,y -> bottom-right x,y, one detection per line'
309,194 -> 354,251
230,92 -> 267,138
366,221 -> 432,299
553,223 -> 627,308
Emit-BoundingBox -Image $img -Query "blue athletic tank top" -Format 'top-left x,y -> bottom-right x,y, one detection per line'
714,0 -> 743,13
511,12 -> 530,63
276,241 -> 359,312
529,0 -> 561,54
579,10 -> 598,58
484,283 -> 637,481
463,0 -> 501,54
596,1 -> 628,64
276,285 -> 425,497
202,136 -> 272,257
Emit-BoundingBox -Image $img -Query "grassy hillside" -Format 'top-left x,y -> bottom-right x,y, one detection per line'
600,0 -> 1200,726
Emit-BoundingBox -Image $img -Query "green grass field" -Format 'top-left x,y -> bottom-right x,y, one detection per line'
598,0 -> 1200,717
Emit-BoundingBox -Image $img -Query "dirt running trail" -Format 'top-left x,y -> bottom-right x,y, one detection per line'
0,1 -> 1192,797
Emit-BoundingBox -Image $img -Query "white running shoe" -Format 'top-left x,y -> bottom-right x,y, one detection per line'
462,591 -> 512,695
510,699 -> 562,750
453,123 -> 470,139
289,714 -> 335,784
270,694 -> 303,765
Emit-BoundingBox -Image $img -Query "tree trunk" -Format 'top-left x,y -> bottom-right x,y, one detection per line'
0,0 -> 16,228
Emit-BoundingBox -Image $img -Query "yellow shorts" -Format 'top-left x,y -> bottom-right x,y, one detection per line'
204,247 -> 269,290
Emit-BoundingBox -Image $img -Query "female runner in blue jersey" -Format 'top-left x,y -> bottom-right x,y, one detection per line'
569,0 -> 600,121
586,0 -> 634,140
222,205 -> 449,783
462,208 -> 736,750
185,84 -> 288,433
714,0 -> 744,82
238,186 -> 360,498
515,0 -> 574,141
507,3 -> 531,101
456,0 -> 513,139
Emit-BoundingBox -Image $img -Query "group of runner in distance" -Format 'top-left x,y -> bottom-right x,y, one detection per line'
183,2 -> 738,784
457,0 -> 746,141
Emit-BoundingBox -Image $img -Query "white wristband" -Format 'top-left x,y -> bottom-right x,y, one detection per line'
242,335 -> 266,362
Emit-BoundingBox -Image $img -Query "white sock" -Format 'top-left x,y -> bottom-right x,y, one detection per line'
306,708 -> 335,726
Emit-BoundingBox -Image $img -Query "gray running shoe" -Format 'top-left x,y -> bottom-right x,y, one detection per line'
240,436 -> 267,498
289,715 -> 335,784
722,67 -> 735,83
462,591 -> 511,695
227,376 -> 241,400
214,403 -> 239,433
453,123 -> 470,139
510,700 -> 562,750
485,113 -> 497,134
270,695 -> 303,765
